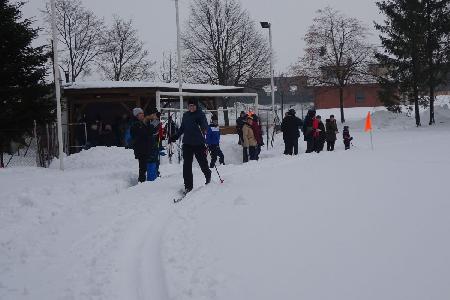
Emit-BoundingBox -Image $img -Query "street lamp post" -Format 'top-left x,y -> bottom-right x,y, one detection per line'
260,21 -> 275,120
175,0 -> 184,122
50,0 -> 64,170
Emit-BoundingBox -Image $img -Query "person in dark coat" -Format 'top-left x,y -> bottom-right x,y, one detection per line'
251,114 -> 264,159
343,125 -> 353,150
100,124 -> 116,147
236,111 -> 246,145
326,115 -> 338,151
314,115 -> 326,153
130,107 -> 157,183
302,109 -> 316,153
281,109 -> 303,155
206,115 -> 225,168
170,99 -> 212,193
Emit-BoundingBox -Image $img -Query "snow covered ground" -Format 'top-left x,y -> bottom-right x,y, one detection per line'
1,103 -> 450,300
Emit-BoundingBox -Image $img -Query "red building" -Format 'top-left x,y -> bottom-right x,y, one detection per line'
314,83 -> 383,109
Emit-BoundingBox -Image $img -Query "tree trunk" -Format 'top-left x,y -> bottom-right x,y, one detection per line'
339,86 -> 345,123
429,86 -> 435,125
414,85 -> 421,127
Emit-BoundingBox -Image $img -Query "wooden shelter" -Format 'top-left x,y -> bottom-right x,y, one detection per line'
62,81 -> 245,152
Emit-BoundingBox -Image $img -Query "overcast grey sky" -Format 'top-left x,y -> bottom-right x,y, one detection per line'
22,0 -> 384,75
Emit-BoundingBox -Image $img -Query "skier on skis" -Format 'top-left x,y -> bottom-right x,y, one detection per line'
206,114 -> 225,168
170,99 -> 211,193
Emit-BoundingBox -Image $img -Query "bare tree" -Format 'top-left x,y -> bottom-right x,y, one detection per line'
98,16 -> 155,81
158,51 -> 177,83
183,0 -> 269,85
45,0 -> 104,82
293,7 -> 374,123
182,0 -> 270,124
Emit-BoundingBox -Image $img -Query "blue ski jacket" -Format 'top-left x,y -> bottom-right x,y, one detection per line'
206,124 -> 221,145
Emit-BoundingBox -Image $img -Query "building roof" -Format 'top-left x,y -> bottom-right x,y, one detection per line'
62,81 -> 244,92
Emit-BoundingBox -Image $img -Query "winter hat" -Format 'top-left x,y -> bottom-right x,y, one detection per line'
288,108 -> 296,116
211,114 -> 218,121
133,107 -> 144,117
316,115 -> 322,120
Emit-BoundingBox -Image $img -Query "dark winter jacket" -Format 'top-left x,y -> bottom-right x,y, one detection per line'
326,119 -> 338,142
251,121 -> 263,145
317,121 -> 326,142
206,124 -> 221,145
343,127 -> 352,141
302,110 -> 315,141
130,119 -> 156,160
281,115 -> 303,140
174,109 -> 208,146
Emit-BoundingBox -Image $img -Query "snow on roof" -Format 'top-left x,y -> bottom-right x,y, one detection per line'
63,81 -> 243,91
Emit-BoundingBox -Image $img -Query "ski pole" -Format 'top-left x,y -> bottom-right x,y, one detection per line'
206,145 -> 224,183
199,125 -> 224,183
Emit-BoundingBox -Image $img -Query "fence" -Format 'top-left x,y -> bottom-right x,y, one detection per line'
0,121 -> 81,168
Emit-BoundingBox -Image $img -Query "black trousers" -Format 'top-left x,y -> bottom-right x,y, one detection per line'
344,140 -> 351,150
183,144 -> 211,190
327,141 -> 335,151
306,138 -> 314,153
209,144 -> 224,167
138,158 -> 147,183
285,138 -> 299,155
243,146 -> 258,162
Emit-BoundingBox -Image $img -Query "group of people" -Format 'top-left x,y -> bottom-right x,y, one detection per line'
236,111 -> 264,162
129,99 -> 226,193
282,109 -> 353,154
128,101 -> 354,194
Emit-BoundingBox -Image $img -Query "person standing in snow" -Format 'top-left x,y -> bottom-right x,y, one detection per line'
130,107 -> 156,183
170,99 -> 211,193
343,125 -> 353,150
314,115 -> 326,153
242,115 -> 258,162
251,114 -> 264,159
326,115 -> 338,151
206,115 -> 225,168
281,108 -> 303,155
236,111 -> 246,145
302,109 -> 316,153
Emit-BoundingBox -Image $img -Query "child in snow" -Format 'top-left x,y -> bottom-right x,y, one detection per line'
206,115 -> 225,168
343,125 -> 353,150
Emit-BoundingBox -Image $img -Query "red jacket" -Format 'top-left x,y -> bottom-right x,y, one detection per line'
252,122 -> 263,145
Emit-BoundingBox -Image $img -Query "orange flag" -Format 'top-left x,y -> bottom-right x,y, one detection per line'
364,112 -> 372,132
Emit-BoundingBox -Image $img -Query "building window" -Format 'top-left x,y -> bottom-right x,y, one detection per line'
355,90 -> 365,103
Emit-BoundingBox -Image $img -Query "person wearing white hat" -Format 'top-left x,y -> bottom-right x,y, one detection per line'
130,107 -> 155,182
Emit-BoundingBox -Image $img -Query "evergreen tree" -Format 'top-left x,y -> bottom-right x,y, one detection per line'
422,0 -> 450,125
375,0 -> 427,127
0,0 -> 54,167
